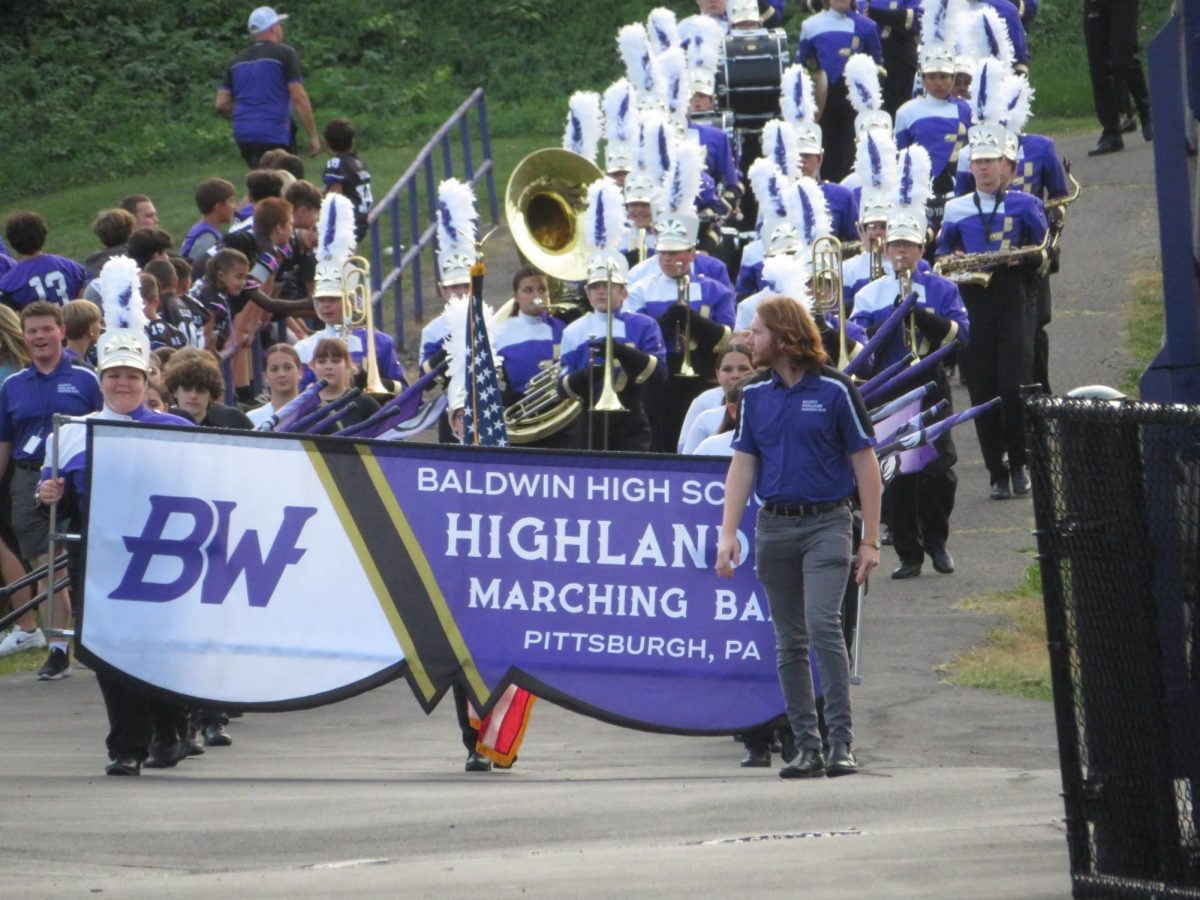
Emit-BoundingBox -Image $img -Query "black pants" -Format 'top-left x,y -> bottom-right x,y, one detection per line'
961,272 -> 1036,482
97,673 -> 189,761
1084,0 -> 1150,134
881,32 -> 919,117
820,80 -> 857,185
452,681 -> 478,754
890,468 -> 958,564
644,376 -> 708,454
238,140 -> 293,169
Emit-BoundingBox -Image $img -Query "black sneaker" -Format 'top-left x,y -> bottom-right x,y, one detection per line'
37,647 -> 72,680
203,723 -> 233,747
465,751 -> 493,772
106,755 -> 142,776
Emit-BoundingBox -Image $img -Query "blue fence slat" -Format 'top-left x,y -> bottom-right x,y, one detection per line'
365,88 -> 498,352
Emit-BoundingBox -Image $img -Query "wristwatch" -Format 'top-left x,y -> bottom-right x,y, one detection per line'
864,538 -> 882,550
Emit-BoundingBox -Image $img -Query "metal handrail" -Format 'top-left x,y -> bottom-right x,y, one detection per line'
367,88 -> 499,349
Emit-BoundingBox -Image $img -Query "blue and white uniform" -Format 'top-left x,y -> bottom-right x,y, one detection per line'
295,325 -> 405,388
953,133 -> 1068,201
43,406 -> 190,496
625,270 -> 736,329
894,95 -> 973,181
850,269 -> 970,369
627,253 -> 733,289
936,188 -> 1047,259
797,9 -> 884,86
492,311 -> 566,396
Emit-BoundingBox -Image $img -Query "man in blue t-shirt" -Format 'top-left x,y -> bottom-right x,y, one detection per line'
215,6 -> 319,167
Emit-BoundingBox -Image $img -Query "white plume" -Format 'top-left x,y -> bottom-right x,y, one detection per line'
317,192 -> 356,262
966,4 -> 1015,67
1004,74 -> 1034,134
584,177 -> 626,254
762,119 -> 800,179
563,91 -> 602,163
664,141 -> 705,215
602,79 -> 637,145
435,178 -> 478,261
894,144 -> 933,212
854,128 -> 899,200
683,15 -> 723,75
659,46 -> 689,116
792,176 -> 833,245
637,110 -> 674,184
98,256 -> 148,332
971,57 -> 1011,125
647,7 -> 680,54
747,157 -> 792,227
618,24 -> 660,94
762,255 -> 813,311
844,54 -> 883,115
780,64 -> 816,126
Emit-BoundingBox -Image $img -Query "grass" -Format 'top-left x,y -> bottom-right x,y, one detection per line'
0,134 -> 554,267
1120,268 -> 1167,396
0,645 -> 49,676
939,564 -> 1053,702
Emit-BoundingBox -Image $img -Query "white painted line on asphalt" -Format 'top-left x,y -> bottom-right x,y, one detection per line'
302,858 -> 392,870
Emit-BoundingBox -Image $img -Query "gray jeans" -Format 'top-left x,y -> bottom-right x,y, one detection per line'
754,505 -> 854,750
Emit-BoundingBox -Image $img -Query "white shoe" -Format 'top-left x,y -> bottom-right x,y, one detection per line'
0,627 -> 47,657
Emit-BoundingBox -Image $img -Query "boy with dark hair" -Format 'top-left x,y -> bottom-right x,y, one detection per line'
279,180 -> 322,300
323,117 -> 374,241
118,194 -> 159,229
126,227 -> 173,269
141,272 -> 187,350
262,149 -> 306,180
234,169 -> 285,224
181,178 -> 237,263
84,208 -> 136,277
0,212 -> 88,309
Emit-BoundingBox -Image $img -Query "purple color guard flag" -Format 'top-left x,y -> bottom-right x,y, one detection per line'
462,276 -> 509,448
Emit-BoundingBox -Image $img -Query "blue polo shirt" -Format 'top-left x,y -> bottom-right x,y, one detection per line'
0,355 -> 102,464
733,367 -> 875,504
222,41 -> 304,146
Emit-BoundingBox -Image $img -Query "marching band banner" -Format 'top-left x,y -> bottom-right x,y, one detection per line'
80,421 -> 799,734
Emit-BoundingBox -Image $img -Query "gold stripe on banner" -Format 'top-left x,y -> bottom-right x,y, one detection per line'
303,441 -> 437,699
355,445 -> 490,701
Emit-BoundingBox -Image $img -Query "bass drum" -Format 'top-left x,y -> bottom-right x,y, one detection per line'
716,29 -> 788,130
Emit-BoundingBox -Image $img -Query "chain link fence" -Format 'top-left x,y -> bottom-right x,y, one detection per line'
1025,393 -> 1200,898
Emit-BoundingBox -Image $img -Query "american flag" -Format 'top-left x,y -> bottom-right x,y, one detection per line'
461,277 -> 509,447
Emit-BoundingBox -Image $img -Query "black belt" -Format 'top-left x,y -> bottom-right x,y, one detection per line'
761,498 -> 850,517
12,461 -> 41,472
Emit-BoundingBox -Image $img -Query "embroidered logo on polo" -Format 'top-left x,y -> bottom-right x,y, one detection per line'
801,399 -> 827,413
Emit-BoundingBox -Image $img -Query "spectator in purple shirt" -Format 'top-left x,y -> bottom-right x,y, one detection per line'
215,6 -> 320,167
0,213 -> 87,310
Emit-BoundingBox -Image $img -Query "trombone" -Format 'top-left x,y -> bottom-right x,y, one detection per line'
341,255 -> 391,399
897,267 -> 919,359
595,264 -> 625,413
676,273 -> 697,377
811,235 -> 852,370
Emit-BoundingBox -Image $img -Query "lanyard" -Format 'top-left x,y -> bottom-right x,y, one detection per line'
973,189 -> 1006,250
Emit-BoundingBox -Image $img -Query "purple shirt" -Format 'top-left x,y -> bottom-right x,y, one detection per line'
0,255 -> 88,309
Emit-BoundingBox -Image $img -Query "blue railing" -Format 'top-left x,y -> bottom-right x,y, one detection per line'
368,88 -> 500,349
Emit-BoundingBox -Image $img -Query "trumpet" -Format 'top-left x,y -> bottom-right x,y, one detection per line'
812,235 -> 852,370
676,273 -> 697,377
341,255 -> 391,399
594,266 -> 626,412
868,233 -> 886,281
932,229 -> 1052,288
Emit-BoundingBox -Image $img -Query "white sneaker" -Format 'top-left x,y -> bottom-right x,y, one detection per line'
0,627 -> 47,657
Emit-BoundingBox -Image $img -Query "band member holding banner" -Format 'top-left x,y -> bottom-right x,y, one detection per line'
559,178 -> 667,453
851,145 -> 969,578
717,296 -> 882,779
625,143 -> 734,452
38,257 -> 193,775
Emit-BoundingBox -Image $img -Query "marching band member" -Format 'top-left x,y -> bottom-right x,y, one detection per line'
38,257 -> 193,775
626,144 -> 735,452
839,52 -> 896,200
859,0 -> 922,116
308,337 -> 381,431
294,193 -> 404,389
795,0 -> 885,184
851,146 -> 969,578
559,178 -> 667,453
953,68 -> 1068,393
679,343 -> 755,453
493,267 -> 572,449
602,78 -> 638,189
935,68 -> 1047,500
894,0 -> 973,196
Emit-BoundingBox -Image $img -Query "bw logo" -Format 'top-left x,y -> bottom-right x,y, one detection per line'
110,495 -> 317,607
